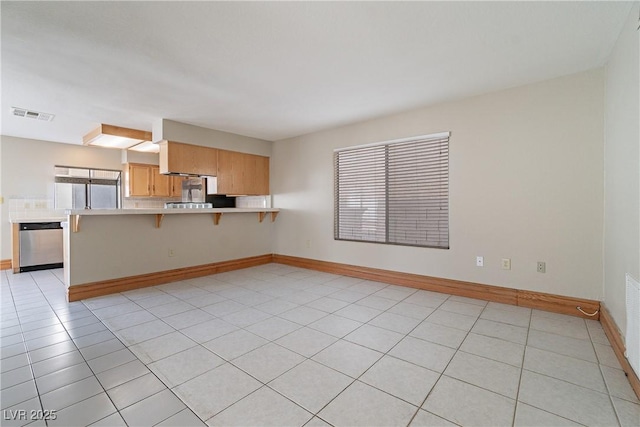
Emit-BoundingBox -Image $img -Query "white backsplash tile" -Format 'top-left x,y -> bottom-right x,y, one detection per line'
123,198 -> 180,209
235,196 -> 271,209
8,197 -> 65,221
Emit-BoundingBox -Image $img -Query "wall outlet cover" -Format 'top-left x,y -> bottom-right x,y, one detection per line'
502,258 -> 511,270
537,261 -> 546,273
476,256 -> 484,267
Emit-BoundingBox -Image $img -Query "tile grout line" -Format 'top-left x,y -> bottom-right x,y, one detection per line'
511,299 -> 533,426
588,318 -> 625,426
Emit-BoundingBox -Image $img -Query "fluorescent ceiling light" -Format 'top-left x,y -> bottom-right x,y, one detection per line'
129,140 -> 160,153
83,124 -> 152,150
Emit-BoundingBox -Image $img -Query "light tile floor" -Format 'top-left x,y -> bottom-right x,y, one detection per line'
1,265 -> 639,426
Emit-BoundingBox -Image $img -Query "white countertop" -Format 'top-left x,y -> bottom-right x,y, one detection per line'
9,208 -> 279,223
9,217 -> 67,224
64,208 -> 279,216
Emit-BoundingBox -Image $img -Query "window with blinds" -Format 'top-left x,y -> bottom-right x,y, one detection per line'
334,132 -> 449,249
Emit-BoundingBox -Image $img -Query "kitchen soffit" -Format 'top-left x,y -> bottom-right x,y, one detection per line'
0,2 -> 633,145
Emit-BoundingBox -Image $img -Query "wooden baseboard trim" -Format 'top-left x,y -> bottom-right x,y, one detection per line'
68,254 -> 273,302
516,290 -> 600,319
0,259 -> 12,270
272,254 -> 600,320
12,223 -> 20,273
600,304 -> 640,399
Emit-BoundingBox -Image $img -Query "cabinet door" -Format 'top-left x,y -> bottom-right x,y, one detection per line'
160,141 -> 218,176
151,167 -> 171,197
216,149 -> 241,194
217,150 -> 269,195
129,164 -> 151,197
248,154 -> 269,195
171,176 -> 184,197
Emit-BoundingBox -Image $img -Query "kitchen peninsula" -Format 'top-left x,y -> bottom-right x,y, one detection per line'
63,207 -> 279,301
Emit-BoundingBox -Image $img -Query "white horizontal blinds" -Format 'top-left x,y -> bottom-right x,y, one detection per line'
387,136 -> 449,248
334,145 -> 386,242
334,133 -> 449,249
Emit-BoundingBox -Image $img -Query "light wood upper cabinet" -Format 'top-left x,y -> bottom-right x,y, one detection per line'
216,149 -> 269,195
157,140 -> 269,195
215,149 -> 240,195
126,163 -> 178,198
171,176 -> 184,197
128,163 -> 151,197
159,141 -> 218,176
151,167 -> 171,197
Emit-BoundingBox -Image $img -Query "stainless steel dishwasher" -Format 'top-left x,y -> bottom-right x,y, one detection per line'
19,222 -> 63,272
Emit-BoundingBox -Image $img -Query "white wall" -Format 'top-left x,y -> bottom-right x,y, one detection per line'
0,136 -> 125,259
603,4 -> 640,333
154,119 -> 273,157
121,150 -> 160,165
272,69 -> 605,300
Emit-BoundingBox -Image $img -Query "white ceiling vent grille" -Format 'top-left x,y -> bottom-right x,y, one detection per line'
11,107 -> 55,122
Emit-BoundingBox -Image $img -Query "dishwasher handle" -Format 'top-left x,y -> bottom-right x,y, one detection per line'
20,222 -> 62,231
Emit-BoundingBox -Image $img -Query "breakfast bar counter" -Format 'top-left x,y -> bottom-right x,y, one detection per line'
62,207 -> 280,299
65,208 -> 280,231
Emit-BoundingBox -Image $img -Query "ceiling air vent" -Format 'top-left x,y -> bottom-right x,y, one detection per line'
11,107 -> 55,122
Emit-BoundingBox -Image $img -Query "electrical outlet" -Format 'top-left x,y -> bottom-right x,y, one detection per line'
168,249 -> 175,257
537,261 -> 546,273
501,258 -> 511,270
476,256 -> 484,267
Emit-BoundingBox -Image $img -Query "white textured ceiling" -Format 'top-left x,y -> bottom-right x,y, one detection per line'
0,1 -> 633,144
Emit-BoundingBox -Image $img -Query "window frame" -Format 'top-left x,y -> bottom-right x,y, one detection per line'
54,165 -> 122,210
334,132 -> 450,249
